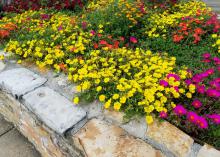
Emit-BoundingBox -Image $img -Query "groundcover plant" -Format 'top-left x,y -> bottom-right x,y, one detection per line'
0,0 -> 219,149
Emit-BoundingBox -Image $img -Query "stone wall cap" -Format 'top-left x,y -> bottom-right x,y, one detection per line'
0,68 -> 47,98
22,86 -> 87,134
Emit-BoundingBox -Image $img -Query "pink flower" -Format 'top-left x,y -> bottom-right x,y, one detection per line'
202,59 -> 211,63
187,111 -> 199,123
202,53 -> 211,59
208,114 -> 220,125
185,79 -> 192,86
90,30 -> 96,35
173,86 -> 179,92
173,105 -> 187,116
159,80 -> 169,87
205,68 -> 215,75
197,117 -> 208,129
192,99 -> 202,108
130,36 -> 138,43
81,21 -> 87,29
159,111 -> 168,119
167,73 -> 180,81
196,85 -> 206,94
206,88 -> 220,98
213,57 -> 220,65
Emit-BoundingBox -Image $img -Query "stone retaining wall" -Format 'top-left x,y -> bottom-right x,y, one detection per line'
0,51 -> 220,157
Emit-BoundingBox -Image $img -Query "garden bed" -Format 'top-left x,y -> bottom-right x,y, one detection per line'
0,0 -> 220,150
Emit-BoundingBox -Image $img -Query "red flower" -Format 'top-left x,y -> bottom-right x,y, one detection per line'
173,34 -> 184,43
130,36 -> 138,43
99,40 -> 108,45
94,43 -> 99,49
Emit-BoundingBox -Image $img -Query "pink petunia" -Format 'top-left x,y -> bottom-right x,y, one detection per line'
197,117 -> 208,129
206,88 -> 220,98
192,99 -> 202,108
213,57 -> 220,65
159,111 -> 168,119
187,111 -> 199,123
208,114 -> 220,125
173,104 -> 187,116
202,53 -> 211,59
167,73 -> 180,81
159,80 -> 169,87
196,85 -> 206,94
130,36 -> 138,43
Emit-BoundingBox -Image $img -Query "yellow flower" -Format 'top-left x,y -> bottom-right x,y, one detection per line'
113,94 -> 119,100
0,55 -> 4,60
104,77 -> 110,83
99,95 -> 106,102
119,96 -> 126,104
113,102 -> 121,111
186,92 -> 192,98
96,86 -> 102,92
104,99 -> 112,109
73,97 -> 79,104
146,115 -> 153,124
17,60 -> 22,64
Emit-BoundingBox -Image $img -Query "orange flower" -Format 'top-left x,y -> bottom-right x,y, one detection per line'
0,30 -> 10,38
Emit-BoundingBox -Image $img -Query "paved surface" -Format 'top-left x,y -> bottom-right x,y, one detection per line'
203,0 -> 220,12
0,115 -> 41,157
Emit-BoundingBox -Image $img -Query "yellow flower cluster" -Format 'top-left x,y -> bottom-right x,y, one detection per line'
212,34 -> 220,53
68,48 -> 192,124
4,10 -> 91,71
86,0 -> 115,11
145,0 -> 211,37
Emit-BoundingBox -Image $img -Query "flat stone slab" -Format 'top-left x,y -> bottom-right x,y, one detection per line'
197,144 -> 220,157
0,129 -> 40,157
22,87 -> 87,134
0,62 -> 5,72
73,119 -> 164,157
146,120 -> 194,157
0,68 -> 47,98
0,115 -> 13,135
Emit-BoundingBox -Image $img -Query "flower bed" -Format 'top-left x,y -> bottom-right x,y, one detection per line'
0,0 -> 220,149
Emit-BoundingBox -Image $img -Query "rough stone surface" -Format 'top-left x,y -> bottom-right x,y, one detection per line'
104,110 -> 147,140
0,114 -> 13,135
197,144 -> 220,157
0,129 -> 41,157
73,118 -> 164,157
0,68 -> 47,98
0,91 -> 81,157
189,143 -> 202,157
22,86 -> 87,135
146,120 -> 194,157
0,61 -> 5,72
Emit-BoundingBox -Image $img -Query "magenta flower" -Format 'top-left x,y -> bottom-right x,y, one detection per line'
159,80 -> 169,87
185,79 -> 192,86
173,86 -> 179,92
81,21 -> 87,29
90,30 -> 96,35
192,99 -> 202,108
205,68 -> 215,75
197,117 -> 208,129
173,105 -> 187,116
202,53 -> 211,59
206,88 -> 220,98
159,111 -> 168,119
58,25 -> 63,31
208,114 -> 220,125
187,111 -> 199,123
167,73 -> 180,81
213,57 -> 220,65
217,66 -> 220,72
130,36 -> 138,43
196,85 -> 206,94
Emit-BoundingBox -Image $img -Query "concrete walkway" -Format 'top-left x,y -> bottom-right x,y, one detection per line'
203,0 -> 220,12
0,115 -> 40,157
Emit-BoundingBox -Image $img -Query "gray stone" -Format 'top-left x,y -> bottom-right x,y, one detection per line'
121,118 -> 147,140
0,62 -> 5,72
188,143 -> 202,157
0,129 -> 41,157
0,68 -> 47,98
22,87 -> 87,134
197,144 -> 220,157
0,114 -> 13,135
